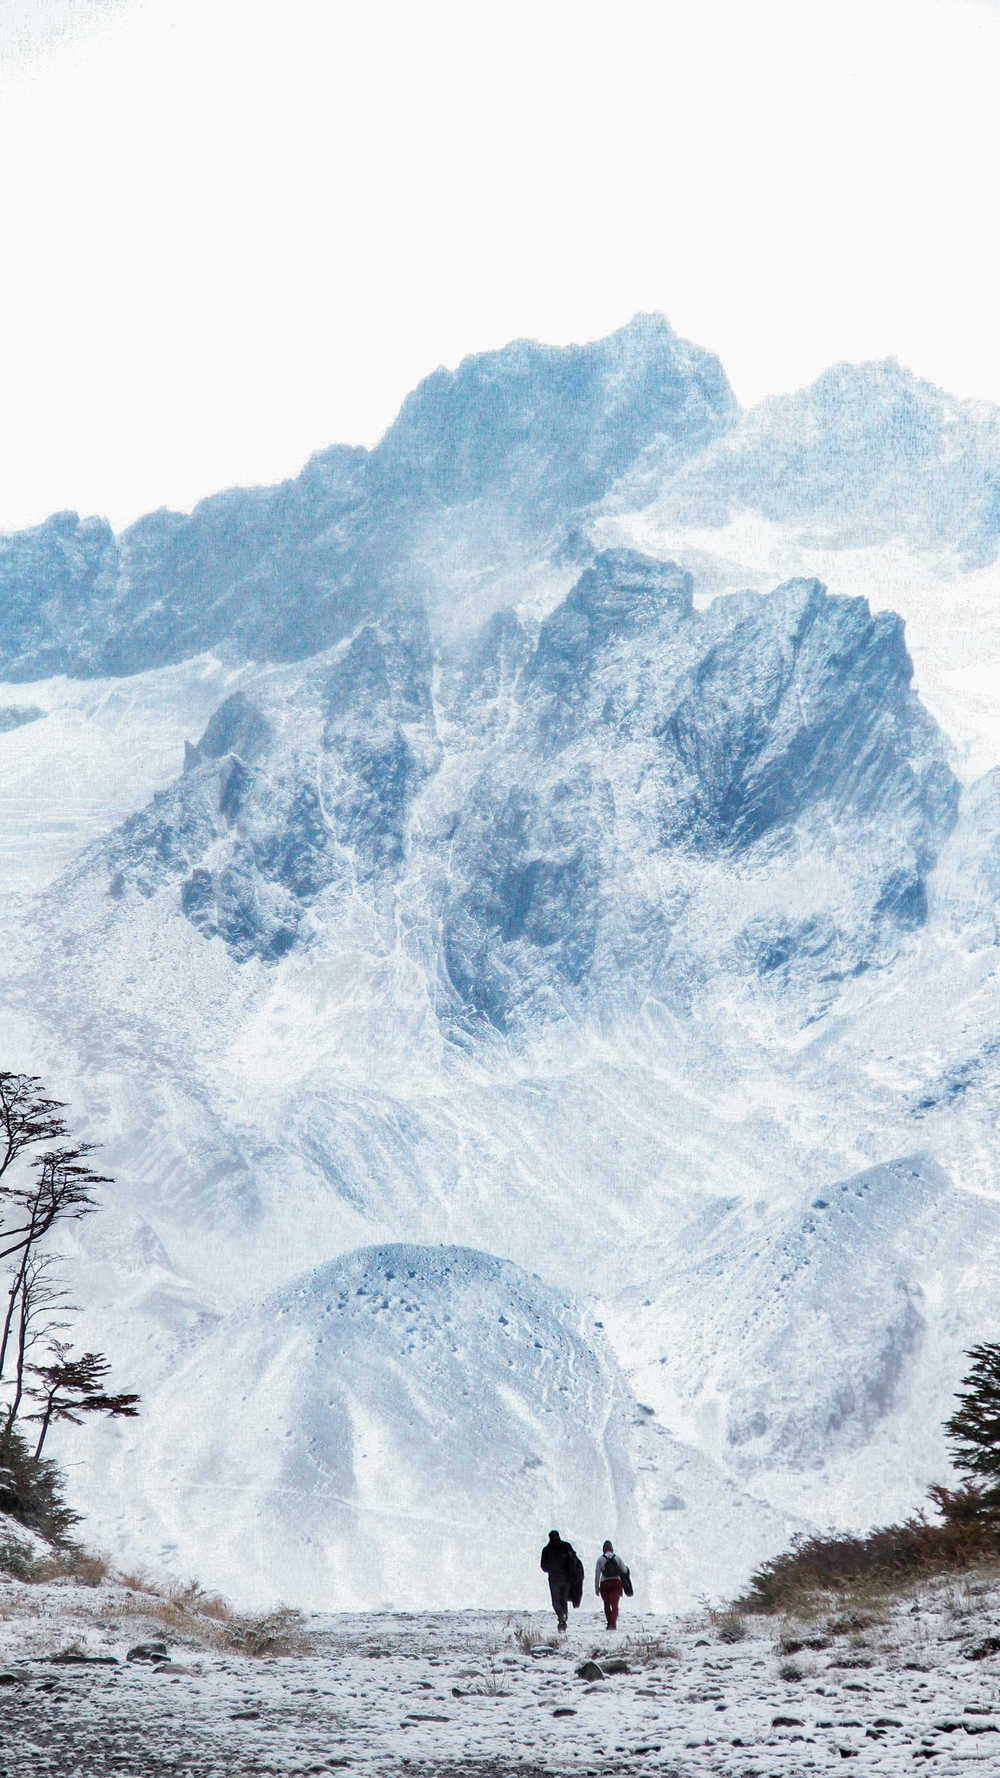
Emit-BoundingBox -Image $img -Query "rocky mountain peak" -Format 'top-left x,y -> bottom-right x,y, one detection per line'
368,313 -> 736,516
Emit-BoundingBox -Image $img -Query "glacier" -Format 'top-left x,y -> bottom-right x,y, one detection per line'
3,313 -> 1000,1610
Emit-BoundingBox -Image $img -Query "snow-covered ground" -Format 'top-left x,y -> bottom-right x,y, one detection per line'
6,1568 -> 1000,1774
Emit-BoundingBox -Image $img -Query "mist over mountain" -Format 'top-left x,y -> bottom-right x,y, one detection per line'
3,314 -> 1000,1608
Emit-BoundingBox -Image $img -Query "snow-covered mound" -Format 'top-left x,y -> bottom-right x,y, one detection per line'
99,1243 -> 634,1610
75,1240 -> 799,1611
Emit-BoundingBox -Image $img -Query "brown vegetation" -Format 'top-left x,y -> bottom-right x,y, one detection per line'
736,1484 -> 1000,1614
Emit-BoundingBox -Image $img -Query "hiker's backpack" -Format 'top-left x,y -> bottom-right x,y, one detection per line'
605,1553 -> 633,1596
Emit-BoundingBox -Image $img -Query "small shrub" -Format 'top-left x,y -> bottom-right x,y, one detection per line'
220,1607 -> 308,1658
465,1652 -> 509,1695
0,1429 -> 79,1545
22,1554 -> 74,1584
715,1611 -> 748,1644
0,1544 -> 111,1588
778,1660 -> 804,1681
0,1535 -> 42,1581
827,1610 -> 877,1636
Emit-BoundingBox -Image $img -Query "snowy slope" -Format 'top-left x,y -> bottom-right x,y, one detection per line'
0,655 -> 249,895
615,1156 -> 1000,1527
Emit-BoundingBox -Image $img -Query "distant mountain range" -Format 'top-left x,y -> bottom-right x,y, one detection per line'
3,314 -> 1000,1609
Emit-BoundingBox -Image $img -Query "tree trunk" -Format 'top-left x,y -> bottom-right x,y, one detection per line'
4,1277 -> 30,1439
0,1248 -> 28,1382
33,1391 -> 57,1461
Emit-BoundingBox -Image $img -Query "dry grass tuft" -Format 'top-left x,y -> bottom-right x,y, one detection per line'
510,1621 -> 557,1654
619,1631 -> 679,1664
164,1580 -> 231,1623
711,1609 -> 749,1644
0,1547 -> 308,1662
463,1651 -> 510,1695
66,1553 -> 111,1587
110,1580 -> 306,1655
217,1607 -> 310,1658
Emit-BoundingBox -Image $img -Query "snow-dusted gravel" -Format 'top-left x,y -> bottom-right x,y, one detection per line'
6,1580 -> 1000,1774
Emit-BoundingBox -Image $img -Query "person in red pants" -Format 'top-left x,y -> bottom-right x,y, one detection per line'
595,1540 -> 631,1628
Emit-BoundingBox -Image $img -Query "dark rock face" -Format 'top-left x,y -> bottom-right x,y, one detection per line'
0,317 -> 735,681
0,705 -> 44,732
91,550 -> 956,1035
104,605 -> 438,960
435,558 -> 956,1030
525,550 -> 694,726
322,612 -> 437,876
4,323 -> 963,1034
185,691 -> 273,769
655,578 -> 956,855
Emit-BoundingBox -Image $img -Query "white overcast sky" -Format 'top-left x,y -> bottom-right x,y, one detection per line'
0,0 -> 998,531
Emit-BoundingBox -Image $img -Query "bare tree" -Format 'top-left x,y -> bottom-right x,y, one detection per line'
0,1073 -> 64,1175
0,1074 -> 109,1275
0,1073 -> 108,1387
0,1070 -> 139,1511
25,1345 -> 140,1460
1,1257 -> 72,1443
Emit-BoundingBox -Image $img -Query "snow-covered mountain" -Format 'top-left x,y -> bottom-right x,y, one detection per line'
4,314 -> 1000,1610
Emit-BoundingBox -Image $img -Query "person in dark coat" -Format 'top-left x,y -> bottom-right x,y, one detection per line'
594,1539 -> 631,1629
540,1529 -> 583,1632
